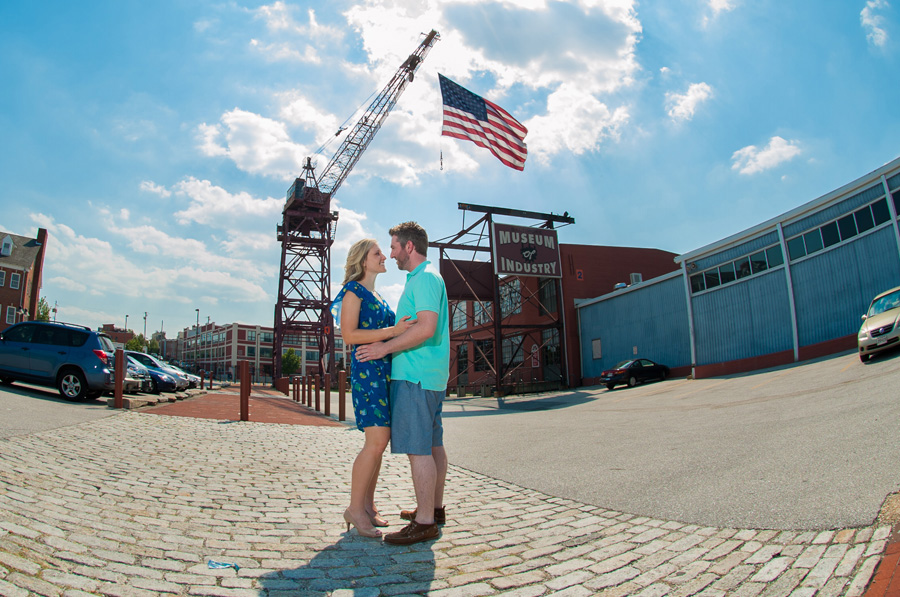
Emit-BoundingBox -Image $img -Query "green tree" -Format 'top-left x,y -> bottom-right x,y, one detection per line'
125,335 -> 145,351
281,348 -> 301,376
36,297 -> 51,322
148,338 -> 159,353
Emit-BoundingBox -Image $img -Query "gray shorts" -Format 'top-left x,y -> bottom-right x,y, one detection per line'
390,380 -> 444,455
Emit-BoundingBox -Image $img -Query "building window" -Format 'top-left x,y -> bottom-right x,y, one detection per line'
502,334 -> 524,364
473,301 -> 492,326
691,243 -> 784,294
542,328 -> 561,366
538,279 -> 557,315
260,348 -> 272,358
786,195 -> 892,263
451,301 -> 468,331
306,350 -> 319,361
500,279 -> 522,317
261,332 -> 273,343
247,346 -> 256,357
457,343 -> 468,374
248,330 -> 257,341
0,271 -> 5,287
9,273 -> 20,290
473,340 -> 493,371
5,306 -> 15,324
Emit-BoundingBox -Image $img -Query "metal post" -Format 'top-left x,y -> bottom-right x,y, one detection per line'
323,373 -> 331,416
315,374 -> 321,411
200,371 -> 205,391
114,348 -> 125,409
208,371 -> 213,390
338,370 -> 346,421
302,375 -> 308,406
240,360 -> 250,421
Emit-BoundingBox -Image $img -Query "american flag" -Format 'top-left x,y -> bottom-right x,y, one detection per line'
439,74 -> 528,171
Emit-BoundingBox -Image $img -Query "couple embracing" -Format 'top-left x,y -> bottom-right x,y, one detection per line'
331,221 -> 450,545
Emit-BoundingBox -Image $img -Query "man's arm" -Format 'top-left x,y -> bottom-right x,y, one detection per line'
355,310 -> 437,362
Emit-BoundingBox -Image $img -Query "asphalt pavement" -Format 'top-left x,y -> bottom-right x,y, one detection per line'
442,349 -> 900,531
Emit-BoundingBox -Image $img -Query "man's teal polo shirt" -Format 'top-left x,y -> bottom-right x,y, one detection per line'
392,261 -> 450,391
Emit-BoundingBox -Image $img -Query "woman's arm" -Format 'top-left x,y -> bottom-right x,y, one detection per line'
339,289 -> 416,345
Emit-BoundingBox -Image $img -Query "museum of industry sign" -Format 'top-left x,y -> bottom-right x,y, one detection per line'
492,222 -> 562,278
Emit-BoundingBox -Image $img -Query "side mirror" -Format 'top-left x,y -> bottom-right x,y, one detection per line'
861,314 -> 867,321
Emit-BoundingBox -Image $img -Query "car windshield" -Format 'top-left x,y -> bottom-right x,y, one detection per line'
868,290 -> 900,317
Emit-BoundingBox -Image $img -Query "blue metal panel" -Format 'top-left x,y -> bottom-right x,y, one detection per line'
579,276 -> 691,379
887,172 -> 900,191
692,270 -> 793,365
694,231 -> 779,271
783,184 -> 884,238
791,226 -> 900,346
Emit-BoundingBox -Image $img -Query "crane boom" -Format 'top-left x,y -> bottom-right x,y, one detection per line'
273,29 -> 440,383
284,29 -> 440,212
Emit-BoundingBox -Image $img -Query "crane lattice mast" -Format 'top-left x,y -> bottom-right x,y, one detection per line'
273,29 -> 439,382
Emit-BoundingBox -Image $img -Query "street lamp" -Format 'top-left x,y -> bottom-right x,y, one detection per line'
143,312 -> 147,349
195,308 -> 200,371
125,314 -> 129,332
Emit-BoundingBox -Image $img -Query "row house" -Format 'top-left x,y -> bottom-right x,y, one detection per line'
0,229 -> 47,327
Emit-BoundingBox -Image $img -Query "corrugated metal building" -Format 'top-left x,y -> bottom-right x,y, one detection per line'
578,156 -> 900,383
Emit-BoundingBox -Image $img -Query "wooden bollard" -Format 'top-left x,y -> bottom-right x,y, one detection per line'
338,370 -> 346,421
240,361 -> 250,421
114,348 -> 125,409
208,372 -> 213,390
292,376 -> 299,402
323,373 -> 331,416
315,374 -> 321,411
200,371 -> 205,390
304,375 -> 310,406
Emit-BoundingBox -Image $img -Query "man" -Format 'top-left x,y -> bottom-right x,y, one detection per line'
356,221 -> 450,545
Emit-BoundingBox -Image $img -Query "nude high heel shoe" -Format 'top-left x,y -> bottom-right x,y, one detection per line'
367,508 -> 389,527
343,509 -> 381,538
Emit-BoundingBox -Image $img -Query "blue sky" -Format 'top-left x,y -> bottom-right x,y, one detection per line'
2,0 -> 898,337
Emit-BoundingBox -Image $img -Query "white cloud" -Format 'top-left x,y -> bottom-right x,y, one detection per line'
731,136 -> 802,175
702,0 -> 737,27
172,177 -> 283,228
527,83 -> 629,163
197,109 -> 308,180
861,0 -> 890,48
666,82 -> 713,123
140,180 -> 172,198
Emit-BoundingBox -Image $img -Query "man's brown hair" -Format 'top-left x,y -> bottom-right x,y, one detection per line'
389,221 -> 428,257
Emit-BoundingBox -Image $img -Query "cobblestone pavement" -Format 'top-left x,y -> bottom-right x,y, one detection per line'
0,412 -> 887,596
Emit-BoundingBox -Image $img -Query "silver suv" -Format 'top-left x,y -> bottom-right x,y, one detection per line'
0,321 -> 116,401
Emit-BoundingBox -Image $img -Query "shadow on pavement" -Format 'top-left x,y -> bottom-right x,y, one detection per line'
257,533 -> 436,595
442,390 -> 596,418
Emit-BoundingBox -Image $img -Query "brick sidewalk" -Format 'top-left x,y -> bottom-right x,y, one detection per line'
144,386 -> 344,427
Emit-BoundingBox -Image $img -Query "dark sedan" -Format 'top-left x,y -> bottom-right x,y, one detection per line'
600,358 -> 670,390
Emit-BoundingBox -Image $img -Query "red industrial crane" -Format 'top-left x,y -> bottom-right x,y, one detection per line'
273,29 -> 439,382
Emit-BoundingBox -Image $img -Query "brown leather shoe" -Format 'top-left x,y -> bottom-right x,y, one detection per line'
399,506 -> 446,525
383,521 -> 440,545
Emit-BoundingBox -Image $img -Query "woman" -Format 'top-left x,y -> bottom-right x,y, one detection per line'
332,238 -> 415,538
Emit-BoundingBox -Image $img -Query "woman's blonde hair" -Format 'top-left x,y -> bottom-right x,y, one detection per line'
342,238 -> 377,284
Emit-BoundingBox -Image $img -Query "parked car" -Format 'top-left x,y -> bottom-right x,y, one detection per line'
126,355 -> 153,393
144,366 -> 179,393
858,285 -> 900,362
0,321 -> 116,401
167,364 -> 200,388
125,351 -> 188,391
600,358 -> 670,390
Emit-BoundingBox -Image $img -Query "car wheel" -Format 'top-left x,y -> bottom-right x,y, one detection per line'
628,376 -> 638,387
58,369 -> 89,401
0,377 -> 13,386
606,382 -> 615,391
660,371 -> 668,381
860,353 -> 871,363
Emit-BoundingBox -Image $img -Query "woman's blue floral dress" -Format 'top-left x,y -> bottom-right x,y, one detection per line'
331,281 -> 395,431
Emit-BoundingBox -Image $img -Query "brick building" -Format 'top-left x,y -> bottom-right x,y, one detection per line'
450,244 -> 679,393
0,229 -> 48,327
176,321 -> 348,384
